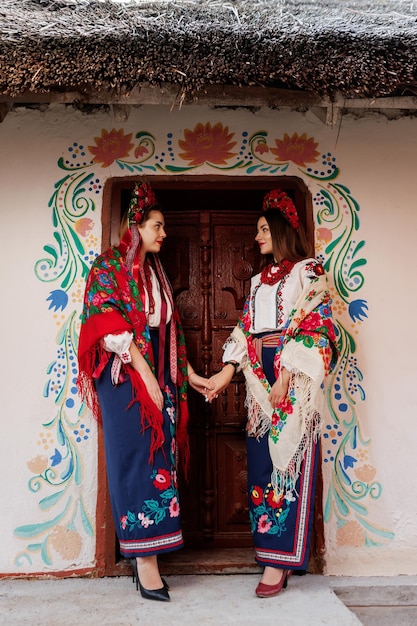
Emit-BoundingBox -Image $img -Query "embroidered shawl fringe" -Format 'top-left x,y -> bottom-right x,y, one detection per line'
245,369 -> 324,495
245,393 -> 270,440
271,370 -> 323,496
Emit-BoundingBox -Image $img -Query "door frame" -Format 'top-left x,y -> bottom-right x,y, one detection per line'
96,174 -> 321,575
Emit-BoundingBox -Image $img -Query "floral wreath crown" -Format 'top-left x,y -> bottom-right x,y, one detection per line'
262,189 -> 299,231
127,180 -> 158,226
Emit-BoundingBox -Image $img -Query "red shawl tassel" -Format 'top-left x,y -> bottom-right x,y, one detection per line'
128,367 -> 165,464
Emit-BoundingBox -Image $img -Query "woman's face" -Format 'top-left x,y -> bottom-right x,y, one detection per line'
138,210 -> 167,255
255,216 -> 274,256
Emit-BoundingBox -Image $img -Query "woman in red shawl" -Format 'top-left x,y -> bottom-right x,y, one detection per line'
78,181 -> 210,602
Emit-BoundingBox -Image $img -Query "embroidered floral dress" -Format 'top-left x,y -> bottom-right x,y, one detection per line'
223,258 -> 337,570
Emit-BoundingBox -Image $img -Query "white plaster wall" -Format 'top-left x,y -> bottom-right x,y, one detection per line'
0,103 -> 415,575
321,114 -> 417,575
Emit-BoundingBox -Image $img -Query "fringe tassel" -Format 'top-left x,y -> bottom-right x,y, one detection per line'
128,368 -> 164,464
245,392 -> 271,439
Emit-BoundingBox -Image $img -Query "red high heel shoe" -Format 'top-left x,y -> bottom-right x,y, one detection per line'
255,569 -> 289,598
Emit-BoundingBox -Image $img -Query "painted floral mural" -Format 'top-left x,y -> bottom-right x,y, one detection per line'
14,120 -> 393,569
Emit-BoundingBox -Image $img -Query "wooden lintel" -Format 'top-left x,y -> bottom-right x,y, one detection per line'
1,86 -> 417,113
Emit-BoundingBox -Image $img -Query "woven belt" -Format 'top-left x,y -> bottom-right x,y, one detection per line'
252,332 -> 284,364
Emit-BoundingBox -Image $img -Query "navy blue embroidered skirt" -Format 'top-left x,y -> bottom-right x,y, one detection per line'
246,340 -> 319,571
95,328 -> 183,558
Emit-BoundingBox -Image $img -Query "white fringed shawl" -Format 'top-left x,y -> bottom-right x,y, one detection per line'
234,272 -> 334,497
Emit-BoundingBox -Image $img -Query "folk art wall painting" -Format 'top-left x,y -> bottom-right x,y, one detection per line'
13,122 -> 394,569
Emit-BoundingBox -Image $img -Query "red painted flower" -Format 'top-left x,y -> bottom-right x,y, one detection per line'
178,122 -> 237,166
120,515 -> 128,530
89,128 -> 134,167
266,489 -> 285,509
254,142 -> 269,155
271,132 -> 319,167
134,144 -> 149,159
251,486 -> 264,505
153,469 -> 172,490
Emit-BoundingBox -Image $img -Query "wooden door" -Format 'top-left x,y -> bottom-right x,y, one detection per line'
159,204 -> 261,547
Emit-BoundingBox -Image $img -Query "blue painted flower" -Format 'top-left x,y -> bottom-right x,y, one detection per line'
348,299 -> 368,322
343,454 -> 357,469
50,448 -> 62,466
46,289 -> 68,312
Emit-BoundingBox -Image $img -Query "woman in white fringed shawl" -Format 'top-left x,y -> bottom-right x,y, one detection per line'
207,189 -> 338,599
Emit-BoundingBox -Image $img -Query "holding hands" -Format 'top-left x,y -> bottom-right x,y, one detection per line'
204,362 -> 290,408
188,371 -> 213,396
205,363 -> 236,403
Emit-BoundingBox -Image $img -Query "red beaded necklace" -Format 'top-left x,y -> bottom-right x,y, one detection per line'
260,259 -> 295,285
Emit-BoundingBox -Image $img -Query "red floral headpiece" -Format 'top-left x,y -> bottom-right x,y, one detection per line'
128,180 -> 158,226
262,189 -> 299,231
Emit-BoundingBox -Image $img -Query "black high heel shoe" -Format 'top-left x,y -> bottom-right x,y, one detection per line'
131,559 -> 170,602
131,559 -> 169,590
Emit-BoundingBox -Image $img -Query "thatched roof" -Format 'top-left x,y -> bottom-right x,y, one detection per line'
0,0 -> 416,104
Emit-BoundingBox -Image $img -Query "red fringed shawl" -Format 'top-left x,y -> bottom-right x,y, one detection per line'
77,244 -> 190,471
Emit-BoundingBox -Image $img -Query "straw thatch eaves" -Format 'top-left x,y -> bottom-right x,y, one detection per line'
1,0 -> 417,123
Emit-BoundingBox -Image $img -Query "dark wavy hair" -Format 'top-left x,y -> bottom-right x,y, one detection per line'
260,208 -> 313,266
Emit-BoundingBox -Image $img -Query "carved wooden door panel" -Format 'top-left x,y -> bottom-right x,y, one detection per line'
159,207 -> 261,548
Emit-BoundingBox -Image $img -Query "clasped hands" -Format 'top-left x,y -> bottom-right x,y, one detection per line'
202,365 -> 290,407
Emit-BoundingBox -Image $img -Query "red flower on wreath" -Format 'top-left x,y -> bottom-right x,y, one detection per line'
262,189 -> 299,231
89,128 -> 134,167
178,122 -> 237,166
153,468 -> 172,490
270,132 -> 319,167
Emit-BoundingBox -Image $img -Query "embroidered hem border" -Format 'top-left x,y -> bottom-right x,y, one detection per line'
254,438 -> 315,567
119,530 -> 183,555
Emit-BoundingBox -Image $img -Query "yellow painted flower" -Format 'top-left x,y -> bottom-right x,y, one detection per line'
354,464 -> 377,483
336,520 -> 365,547
27,455 -> 48,474
50,526 -> 82,560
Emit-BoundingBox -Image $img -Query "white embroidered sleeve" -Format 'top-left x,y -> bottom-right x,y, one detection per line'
103,331 -> 133,364
222,336 -> 246,371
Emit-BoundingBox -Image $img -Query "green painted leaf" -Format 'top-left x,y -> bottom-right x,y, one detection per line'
39,490 -> 66,511
14,500 -> 70,538
79,499 -> 94,536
